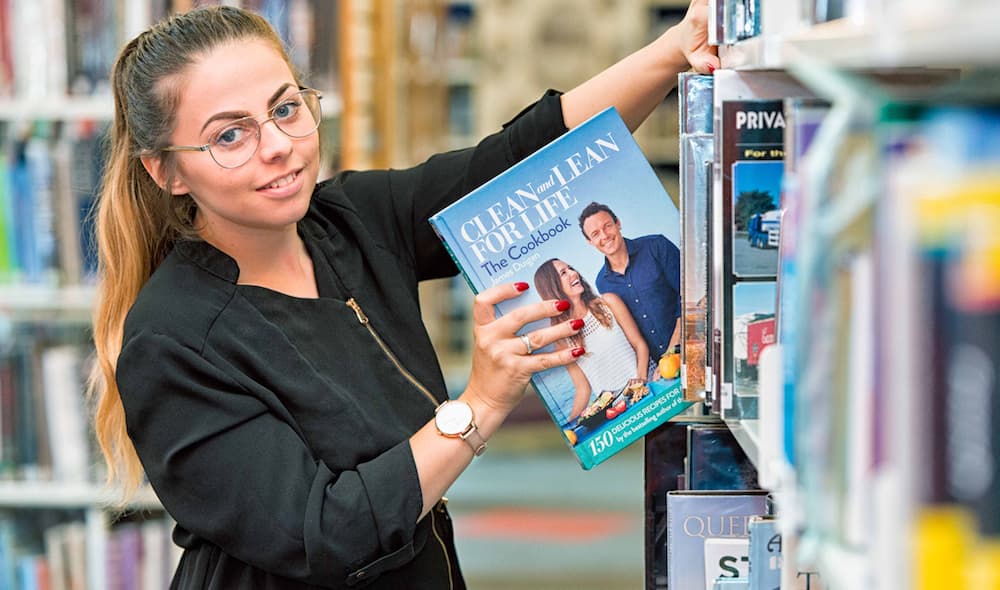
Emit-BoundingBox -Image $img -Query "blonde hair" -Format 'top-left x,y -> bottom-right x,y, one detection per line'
88,6 -> 297,500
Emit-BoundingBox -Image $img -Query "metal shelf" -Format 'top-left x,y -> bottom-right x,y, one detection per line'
0,284 -> 96,323
721,5 -> 1000,71
0,97 -> 114,121
0,481 -> 161,511
724,416 -> 760,470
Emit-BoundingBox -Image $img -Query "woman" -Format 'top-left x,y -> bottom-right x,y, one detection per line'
89,4 -> 716,588
533,258 -> 650,422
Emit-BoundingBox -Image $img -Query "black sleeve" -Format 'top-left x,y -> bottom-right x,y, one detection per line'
117,330 -> 424,588
334,90 -> 568,281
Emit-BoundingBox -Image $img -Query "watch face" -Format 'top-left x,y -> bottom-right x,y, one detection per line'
436,401 -> 473,436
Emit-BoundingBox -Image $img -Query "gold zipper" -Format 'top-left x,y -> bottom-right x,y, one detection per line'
347,297 -> 452,587
430,504 -> 454,590
345,297 -> 439,408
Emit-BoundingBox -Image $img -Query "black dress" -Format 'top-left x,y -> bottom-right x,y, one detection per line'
115,91 -> 567,589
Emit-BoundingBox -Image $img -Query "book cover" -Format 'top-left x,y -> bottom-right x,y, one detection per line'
679,73 -> 714,401
704,537 -> 750,590
711,71 -> 813,413
778,98 -> 830,467
645,421 -> 697,590
430,107 -> 692,468
715,99 -> 784,416
721,99 -> 784,280
747,516 -> 781,590
686,424 -> 759,491
915,106 -> 1000,537
666,490 -> 769,590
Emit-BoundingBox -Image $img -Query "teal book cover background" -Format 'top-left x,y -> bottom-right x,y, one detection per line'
431,107 -> 691,468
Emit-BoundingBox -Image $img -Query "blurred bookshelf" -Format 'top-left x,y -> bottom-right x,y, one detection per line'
660,1 -> 1000,590
0,0 -> 348,587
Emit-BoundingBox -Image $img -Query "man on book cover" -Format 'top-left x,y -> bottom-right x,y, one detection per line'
578,201 -> 682,363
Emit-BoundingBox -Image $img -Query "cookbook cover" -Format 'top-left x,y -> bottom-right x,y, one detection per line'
430,107 -> 692,468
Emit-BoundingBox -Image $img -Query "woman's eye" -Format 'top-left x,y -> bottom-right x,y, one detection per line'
273,100 -> 300,120
213,124 -> 249,148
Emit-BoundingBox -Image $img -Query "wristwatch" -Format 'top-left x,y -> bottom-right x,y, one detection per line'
434,400 -> 487,456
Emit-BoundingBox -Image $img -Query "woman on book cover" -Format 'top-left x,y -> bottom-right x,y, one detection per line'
533,258 -> 650,422
87,4 -> 717,589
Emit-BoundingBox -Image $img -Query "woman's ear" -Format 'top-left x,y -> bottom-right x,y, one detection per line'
140,154 -> 190,195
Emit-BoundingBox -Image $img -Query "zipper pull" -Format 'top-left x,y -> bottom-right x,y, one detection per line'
346,298 -> 369,324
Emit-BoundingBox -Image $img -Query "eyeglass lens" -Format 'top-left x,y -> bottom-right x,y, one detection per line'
208,90 -> 322,168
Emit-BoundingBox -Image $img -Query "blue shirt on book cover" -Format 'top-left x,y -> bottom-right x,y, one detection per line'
595,235 -> 681,358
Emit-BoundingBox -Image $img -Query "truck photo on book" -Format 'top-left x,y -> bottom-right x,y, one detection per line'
430,107 -> 692,468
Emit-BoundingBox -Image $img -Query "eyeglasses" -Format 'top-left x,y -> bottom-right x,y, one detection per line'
160,88 -> 322,169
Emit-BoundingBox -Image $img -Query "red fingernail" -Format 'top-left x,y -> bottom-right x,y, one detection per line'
514,282 -> 529,292
570,319 -> 584,330
555,300 -> 571,312
572,347 -> 586,358
707,63 -> 716,73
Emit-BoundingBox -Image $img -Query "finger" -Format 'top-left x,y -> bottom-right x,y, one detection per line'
691,51 -> 721,75
472,282 -> 530,325
491,298 -> 571,336
517,317 -> 585,355
526,346 -> 587,373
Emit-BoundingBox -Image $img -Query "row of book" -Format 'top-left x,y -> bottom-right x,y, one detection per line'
792,75 -> 1000,588
676,64 -> 1000,586
0,0 -> 337,102
0,512 -> 179,590
679,70 -> 803,419
645,420 -> 825,589
0,328 -> 97,484
0,120 -> 104,287
710,0 -> 996,49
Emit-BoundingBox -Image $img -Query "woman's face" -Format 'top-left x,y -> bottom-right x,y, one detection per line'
162,40 -> 320,245
553,259 -> 583,297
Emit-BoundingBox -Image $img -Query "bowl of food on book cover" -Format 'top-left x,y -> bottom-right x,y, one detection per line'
570,375 -> 675,437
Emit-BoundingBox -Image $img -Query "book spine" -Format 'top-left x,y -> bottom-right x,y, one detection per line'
427,217 -> 482,296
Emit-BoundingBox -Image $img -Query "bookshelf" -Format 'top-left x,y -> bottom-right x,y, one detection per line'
684,1 -> 1000,590
0,1 -> 349,587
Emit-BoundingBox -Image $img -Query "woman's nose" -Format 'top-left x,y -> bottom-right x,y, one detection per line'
257,119 -> 294,161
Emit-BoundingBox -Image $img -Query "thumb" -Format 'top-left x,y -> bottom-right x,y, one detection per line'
691,50 -> 721,75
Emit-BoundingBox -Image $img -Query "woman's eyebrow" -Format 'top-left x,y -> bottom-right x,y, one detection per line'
199,83 -> 296,134
266,83 -> 295,107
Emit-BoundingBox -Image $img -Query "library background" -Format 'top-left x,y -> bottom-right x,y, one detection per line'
0,0 -> 997,589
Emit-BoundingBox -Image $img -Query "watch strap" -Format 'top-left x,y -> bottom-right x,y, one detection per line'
460,426 -> 488,457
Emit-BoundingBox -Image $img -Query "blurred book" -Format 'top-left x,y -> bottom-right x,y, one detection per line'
666,490 -> 768,590
686,423 -> 759,490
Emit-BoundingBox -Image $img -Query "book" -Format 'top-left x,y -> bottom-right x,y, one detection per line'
747,516 -> 781,590
711,72 -> 813,413
717,98 -> 785,416
777,97 -> 830,467
704,536 -> 750,590
430,107 -> 692,468
645,421 -> 698,590
686,424 -> 759,491
40,345 -> 89,483
679,73 -> 715,401
666,490 -> 768,590
721,99 -> 784,280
